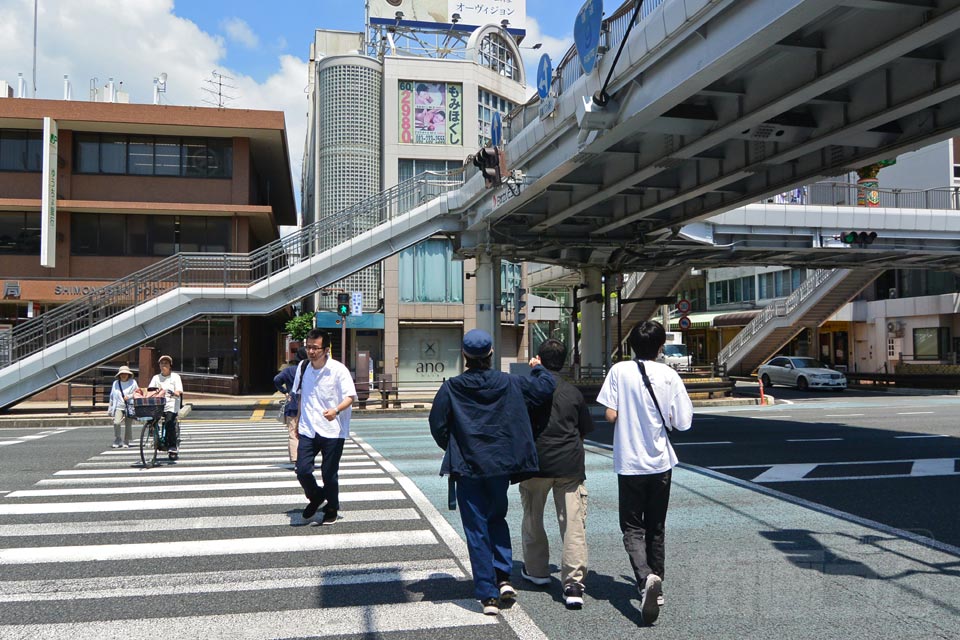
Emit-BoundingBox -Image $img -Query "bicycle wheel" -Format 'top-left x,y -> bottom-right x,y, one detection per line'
140,420 -> 158,468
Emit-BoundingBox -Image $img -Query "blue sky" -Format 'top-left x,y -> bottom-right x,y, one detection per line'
0,0 -> 586,211
174,0 -> 577,84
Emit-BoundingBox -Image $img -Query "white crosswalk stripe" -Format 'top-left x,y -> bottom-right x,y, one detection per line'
0,419 -> 527,639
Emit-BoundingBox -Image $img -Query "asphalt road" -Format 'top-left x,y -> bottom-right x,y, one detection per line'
588,387 -> 960,549
1,399 -> 958,639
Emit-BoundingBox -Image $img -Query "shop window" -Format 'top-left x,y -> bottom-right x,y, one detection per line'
913,327 -> 950,360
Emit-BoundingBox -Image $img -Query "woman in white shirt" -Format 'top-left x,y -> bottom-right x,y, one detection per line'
148,355 -> 184,456
107,365 -> 140,448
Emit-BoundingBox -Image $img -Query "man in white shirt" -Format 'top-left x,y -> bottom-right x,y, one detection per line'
292,329 -> 357,526
148,355 -> 184,457
596,320 -> 693,625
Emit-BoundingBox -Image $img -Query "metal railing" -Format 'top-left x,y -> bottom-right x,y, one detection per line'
763,182 -> 960,210
716,268 -> 838,366
0,170 -> 464,367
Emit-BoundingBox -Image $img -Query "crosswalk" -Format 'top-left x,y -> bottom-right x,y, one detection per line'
0,428 -> 76,448
0,420 -> 534,638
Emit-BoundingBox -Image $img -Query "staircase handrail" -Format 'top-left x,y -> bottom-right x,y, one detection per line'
716,268 -> 838,366
0,170 -> 464,366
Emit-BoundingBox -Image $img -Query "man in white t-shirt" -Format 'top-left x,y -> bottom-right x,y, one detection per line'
596,320 -> 692,625
292,328 -> 357,526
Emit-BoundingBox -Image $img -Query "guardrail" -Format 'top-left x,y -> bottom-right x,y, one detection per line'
767,182 -> 960,210
0,170 -> 464,369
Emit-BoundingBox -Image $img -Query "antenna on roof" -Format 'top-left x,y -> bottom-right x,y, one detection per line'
153,72 -> 168,105
200,70 -> 237,108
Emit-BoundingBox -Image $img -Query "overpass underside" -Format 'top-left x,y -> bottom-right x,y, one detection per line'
476,0 -> 960,273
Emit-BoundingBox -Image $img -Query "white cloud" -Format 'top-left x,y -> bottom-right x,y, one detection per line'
221,16 -> 260,50
518,16 -> 574,100
0,0 -> 307,212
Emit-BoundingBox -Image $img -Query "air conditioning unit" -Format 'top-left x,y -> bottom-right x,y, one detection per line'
886,320 -> 904,337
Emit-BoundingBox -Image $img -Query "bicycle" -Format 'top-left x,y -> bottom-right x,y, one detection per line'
131,394 -> 180,468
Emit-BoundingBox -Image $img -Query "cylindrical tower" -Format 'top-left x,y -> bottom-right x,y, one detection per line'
316,54 -> 383,311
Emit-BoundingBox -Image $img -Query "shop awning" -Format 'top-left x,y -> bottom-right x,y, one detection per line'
668,311 -> 727,330
713,310 -> 761,328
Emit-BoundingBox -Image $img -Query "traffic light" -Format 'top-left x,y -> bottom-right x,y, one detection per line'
840,231 -> 878,246
336,292 -> 350,317
513,286 -> 527,326
472,146 -> 502,187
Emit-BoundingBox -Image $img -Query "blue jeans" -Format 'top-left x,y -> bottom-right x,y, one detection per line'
456,475 -> 512,601
295,435 -> 345,511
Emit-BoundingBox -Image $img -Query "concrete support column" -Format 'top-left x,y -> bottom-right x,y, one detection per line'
579,267 -> 603,376
474,252 -> 501,370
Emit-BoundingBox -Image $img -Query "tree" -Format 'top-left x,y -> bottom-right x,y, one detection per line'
284,313 -> 314,341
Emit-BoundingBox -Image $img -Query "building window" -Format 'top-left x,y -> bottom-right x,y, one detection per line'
500,260 -> 522,311
0,129 -> 43,172
913,327 -> 950,360
70,214 -> 231,256
709,275 -> 755,305
399,238 -> 463,303
74,135 -> 232,178
757,268 -> 807,300
478,89 -> 517,147
0,212 -> 41,254
398,81 -> 463,146
477,32 -> 521,81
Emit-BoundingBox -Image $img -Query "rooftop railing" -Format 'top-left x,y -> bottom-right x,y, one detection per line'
0,170 -> 464,369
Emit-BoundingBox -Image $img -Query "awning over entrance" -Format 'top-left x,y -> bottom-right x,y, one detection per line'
668,311 -> 727,330
713,310 -> 761,328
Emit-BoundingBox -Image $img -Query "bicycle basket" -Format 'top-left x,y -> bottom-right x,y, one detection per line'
131,397 -> 165,418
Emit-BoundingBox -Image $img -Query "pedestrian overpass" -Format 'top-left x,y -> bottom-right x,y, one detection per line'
6,0 -> 960,407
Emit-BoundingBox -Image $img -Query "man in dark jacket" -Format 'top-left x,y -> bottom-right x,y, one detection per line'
519,339 -> 594,609
274,346 -> 308,463
429,329 -> 556,617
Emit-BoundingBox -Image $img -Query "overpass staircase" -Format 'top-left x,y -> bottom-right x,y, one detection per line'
0,171 -> 467,410
717,268 -> 880,377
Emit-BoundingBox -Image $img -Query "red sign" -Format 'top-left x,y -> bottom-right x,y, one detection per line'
678,315 -> 692,330
676,299 -> 691,314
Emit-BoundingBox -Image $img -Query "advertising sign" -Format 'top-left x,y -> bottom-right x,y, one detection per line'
399,81 -> 463,145
351,291 -> 363,316
40,117 -> 58,268
574,0 -> 603,75
369,0 -> 527,32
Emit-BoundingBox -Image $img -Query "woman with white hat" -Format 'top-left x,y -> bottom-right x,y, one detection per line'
107,366 -> 140,448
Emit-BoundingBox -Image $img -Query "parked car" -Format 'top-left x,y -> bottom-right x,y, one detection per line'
757,356 -> 846,391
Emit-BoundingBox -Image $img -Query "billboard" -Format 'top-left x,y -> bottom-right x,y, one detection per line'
399,81 -> 463,146
370,0 -> 526,32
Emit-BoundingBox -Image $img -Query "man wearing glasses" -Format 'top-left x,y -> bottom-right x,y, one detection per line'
291,328 -> 357,525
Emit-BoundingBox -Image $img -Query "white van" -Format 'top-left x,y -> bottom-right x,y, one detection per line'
658,333 -> 692,370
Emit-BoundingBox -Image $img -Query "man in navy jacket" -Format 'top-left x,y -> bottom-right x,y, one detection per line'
429,329 -> 556,616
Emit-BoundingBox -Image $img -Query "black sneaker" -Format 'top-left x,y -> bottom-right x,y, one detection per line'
302,500 -> 322,520
498,580 -> 516,601
520,564 -> 551,586
481,597 -> 499,616
320,509 -> 338,525
640,574 -> 662,624
563,582 -> 585,609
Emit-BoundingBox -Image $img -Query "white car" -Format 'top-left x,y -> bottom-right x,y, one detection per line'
757,356 -> 846,391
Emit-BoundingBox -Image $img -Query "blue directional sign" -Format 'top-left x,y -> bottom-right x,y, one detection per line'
491,111 -> 502,147
537,53 -> 553,100
575,0 -> 603,75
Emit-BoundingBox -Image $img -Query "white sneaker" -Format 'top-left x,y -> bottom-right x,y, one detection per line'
640,574 -> 662,624
110,439 -> 122,449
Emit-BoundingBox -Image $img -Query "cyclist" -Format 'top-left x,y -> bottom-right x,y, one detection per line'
147,355 -> 184,456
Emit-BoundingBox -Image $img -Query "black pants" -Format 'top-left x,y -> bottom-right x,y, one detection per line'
295,435 -> 345,512
162,411 -> 179,449
618,470 -> 672,584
